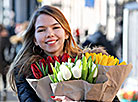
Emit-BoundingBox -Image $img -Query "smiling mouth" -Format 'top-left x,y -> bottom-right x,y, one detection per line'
45,40 -> 58,44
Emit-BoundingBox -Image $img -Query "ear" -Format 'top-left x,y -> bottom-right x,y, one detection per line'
33,38 -> 38,46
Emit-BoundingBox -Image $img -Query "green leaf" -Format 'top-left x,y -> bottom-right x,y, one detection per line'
87,56 -> 92,75
41,62 -> 46,76
45,64 -> 48,75
87,73 -> 93,83
48,74 -> 55,83
55,61 -> 60,73
93,64 -> 98,83
87,65 -> 98,83
74,56 -> 78,65
68,58 -> 71,63
35,62 -> 44,75
93,55 -> 96,64
54,78 -> 58,83
50,63 -> 58,82
81,56 -> 88,80
50,63 -> 56,74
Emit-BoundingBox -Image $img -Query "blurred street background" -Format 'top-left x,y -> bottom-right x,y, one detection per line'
0,74 -> 18,102
0,0 -> 138,101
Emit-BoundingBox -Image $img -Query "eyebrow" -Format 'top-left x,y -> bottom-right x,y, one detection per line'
36,23 -> 59,30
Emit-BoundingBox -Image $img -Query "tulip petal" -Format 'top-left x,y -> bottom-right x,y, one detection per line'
85,52 -> 91,60
119,61 -> 127,65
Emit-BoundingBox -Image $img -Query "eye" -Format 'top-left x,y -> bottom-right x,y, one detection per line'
37,29 -> 45,33
53,26 -> 60,29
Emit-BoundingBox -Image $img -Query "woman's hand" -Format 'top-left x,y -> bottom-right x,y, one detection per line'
51,96 -> 74,102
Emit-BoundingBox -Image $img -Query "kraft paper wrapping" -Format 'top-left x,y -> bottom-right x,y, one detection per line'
26,76 -> 54,102
26,64 -> 132,102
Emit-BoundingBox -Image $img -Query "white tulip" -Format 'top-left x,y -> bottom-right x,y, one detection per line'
71,60 -> 82,78
57,71 -> 63,81
68,62 -> 74,68
91,62 -> 96,72
75,60 -> 82,68
71,65 -> 82,78
66,59 -> 74,68
60,64 -> 72,80
91,62 -> 98,78
93,67 -> 98,78
59,64 -> 66,70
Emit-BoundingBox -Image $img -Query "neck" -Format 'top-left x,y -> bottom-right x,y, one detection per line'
44,50 -> 65,57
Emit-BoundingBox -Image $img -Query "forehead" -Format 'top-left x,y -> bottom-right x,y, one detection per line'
35,14 -> 59,28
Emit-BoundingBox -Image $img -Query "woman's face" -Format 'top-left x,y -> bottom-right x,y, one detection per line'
34,14 -> 68,56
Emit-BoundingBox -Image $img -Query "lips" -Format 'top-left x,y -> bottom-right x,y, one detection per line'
45,39 -> 58,45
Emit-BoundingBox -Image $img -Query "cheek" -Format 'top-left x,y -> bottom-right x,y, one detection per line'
56,30 -> 67,39
34,33 -> 44,44
35,32 -> 43,39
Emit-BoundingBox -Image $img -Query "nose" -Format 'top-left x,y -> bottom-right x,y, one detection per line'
45,27 -> 54,38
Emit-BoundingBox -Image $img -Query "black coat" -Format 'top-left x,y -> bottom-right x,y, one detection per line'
15,69 -> 41,102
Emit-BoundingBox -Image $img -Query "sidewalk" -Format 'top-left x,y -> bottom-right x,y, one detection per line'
0,74 -> 18,102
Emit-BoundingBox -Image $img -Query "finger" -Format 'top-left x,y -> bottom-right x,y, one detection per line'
51,96 -> 72,101
51,96 -> 63,101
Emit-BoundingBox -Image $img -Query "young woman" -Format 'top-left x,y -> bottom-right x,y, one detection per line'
9,5 -> 120,102
9,5 -> 82,102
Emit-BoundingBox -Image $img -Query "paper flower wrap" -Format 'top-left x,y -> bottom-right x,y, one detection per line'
27,53 -> 132,102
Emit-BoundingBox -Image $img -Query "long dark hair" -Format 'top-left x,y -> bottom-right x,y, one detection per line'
9,5 -> 82,92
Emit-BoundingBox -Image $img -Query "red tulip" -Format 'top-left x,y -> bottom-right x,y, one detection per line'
71,58 -> 75,63
61,53 -> 70,62
39,58 -> 46,70
31,63 -> 43,79
46,56 -> 54,74
58,55 -> 62,63
53,56 -> 60,63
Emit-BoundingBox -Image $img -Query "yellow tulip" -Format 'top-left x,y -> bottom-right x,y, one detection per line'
90,53 -> 96,62
119,61 -> 127,65
107,59 -> 116,66
107,55 -> 114,65
85,52 -> 91,60
95,54 -> 99,64
97,53 -> 103,64
114,58 -> 119,65
100,55 -> 109,66
108,57 -> 120,66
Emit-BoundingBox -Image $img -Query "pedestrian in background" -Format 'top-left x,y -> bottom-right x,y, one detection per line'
0,24 -> 15,96
75,28 -> 80,44
10,21 -> 29,54
82,24 -> 117,58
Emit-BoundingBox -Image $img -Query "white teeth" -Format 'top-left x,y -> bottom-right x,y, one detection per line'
47,41 -> 56,44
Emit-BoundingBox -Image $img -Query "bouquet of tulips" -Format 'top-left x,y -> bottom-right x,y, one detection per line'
48,55 -> 98,84
27,52 -> 133,102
